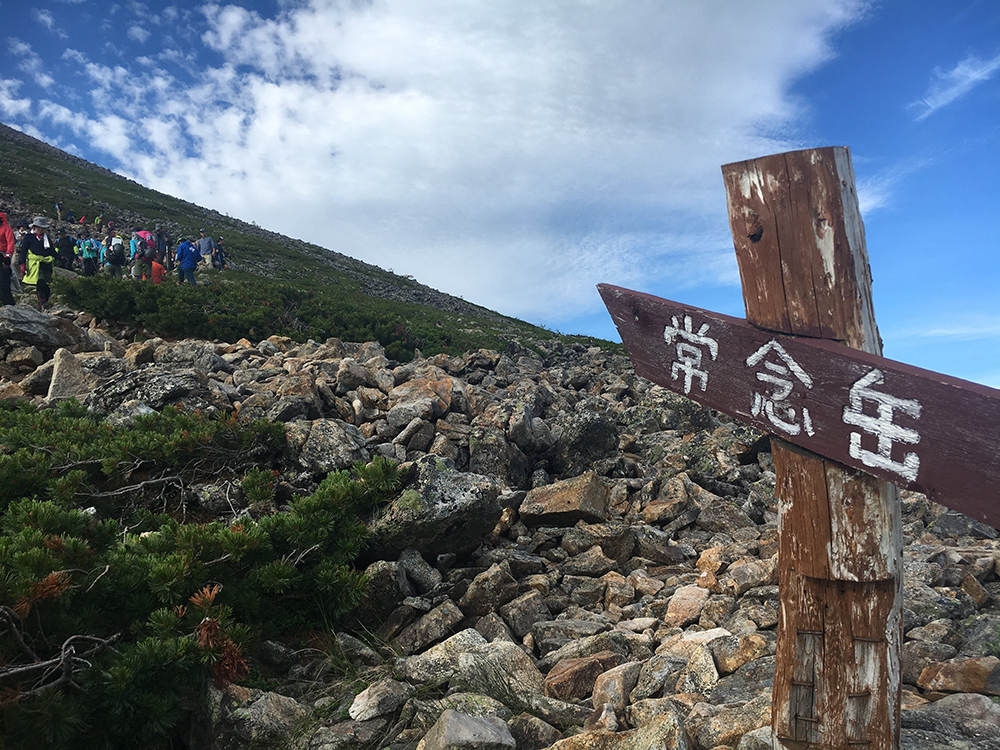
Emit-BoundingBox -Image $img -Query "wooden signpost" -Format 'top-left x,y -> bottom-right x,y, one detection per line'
600,147 -> 1000,750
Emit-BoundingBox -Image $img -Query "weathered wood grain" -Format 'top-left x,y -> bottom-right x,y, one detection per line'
729,145 -> 897,750
599,285 -> 1000,530
721,147 -> 881,353
772,568 -> 901,749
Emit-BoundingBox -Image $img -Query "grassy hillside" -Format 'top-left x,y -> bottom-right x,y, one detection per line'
0,123 -> 617,357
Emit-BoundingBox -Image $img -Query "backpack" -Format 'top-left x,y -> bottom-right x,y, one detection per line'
108,242 -> 125,266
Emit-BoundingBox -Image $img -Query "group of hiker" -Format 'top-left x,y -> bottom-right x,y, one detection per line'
0,211 -> 229,309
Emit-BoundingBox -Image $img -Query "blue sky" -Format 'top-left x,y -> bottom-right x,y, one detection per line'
1,1 -> 998,385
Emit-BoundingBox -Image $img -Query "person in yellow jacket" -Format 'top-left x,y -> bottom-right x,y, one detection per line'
18,216 -> 57,309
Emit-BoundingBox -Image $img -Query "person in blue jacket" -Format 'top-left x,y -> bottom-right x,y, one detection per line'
174,237 -> 200,286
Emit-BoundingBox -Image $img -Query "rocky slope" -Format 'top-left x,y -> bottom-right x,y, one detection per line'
0,123 -> 505,321
2,303 -> 1000,749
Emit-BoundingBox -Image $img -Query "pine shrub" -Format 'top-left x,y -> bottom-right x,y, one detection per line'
0,402 -> 405,748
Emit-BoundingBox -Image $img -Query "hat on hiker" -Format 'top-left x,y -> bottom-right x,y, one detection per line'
29,216 -> 50,229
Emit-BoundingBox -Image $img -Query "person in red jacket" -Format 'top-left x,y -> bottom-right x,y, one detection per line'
0,213 -> 15,259
150,257 -> 166,285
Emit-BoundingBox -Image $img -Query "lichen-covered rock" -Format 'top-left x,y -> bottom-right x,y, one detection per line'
458,563 -> 519,618
454,640 -> 546,709
419,709 -> 516,750
348,678 -> 414,721
365,457 -> 503,559
206,685 -> 311,749
508,713 -> 563,750
544,650 -> 624,701
400,629 -> 488,684
46,347 -> 90,400
396,600 -> 465,655
918,656 -> 1000,695
498,590 -> 551,639
293,418 -> 369,473
85,366 -> 207,414
549,409 -> 619,478
519,471 -> 610,526
0,305 -> 90,352
693,693 -> 770,749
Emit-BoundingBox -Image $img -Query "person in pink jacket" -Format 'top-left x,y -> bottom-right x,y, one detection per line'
0,213 -> 15,259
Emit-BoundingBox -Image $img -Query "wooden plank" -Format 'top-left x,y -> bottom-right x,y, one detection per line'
774,569 -> 901,748
721,145 -> 899,750
721,147 -> 881,352
599,284 -> 1000,530
773,440 -> 901,582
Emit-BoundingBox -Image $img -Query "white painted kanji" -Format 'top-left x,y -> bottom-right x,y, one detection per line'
663,315 -> 719,394
745,340 -> 815,437
843,368 -> 922,482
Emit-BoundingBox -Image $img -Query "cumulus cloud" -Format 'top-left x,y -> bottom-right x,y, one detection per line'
0,78 -> 32,118
910,50 -> 1000,120
8,39 -> 56,89
62,49 -> 87,64
128,25 -> 151,43
31,8 -> 68,39
32,9 -> 56,29
28,1 -> 870,326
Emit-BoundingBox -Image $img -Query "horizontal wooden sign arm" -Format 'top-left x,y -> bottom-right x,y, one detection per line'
599,283 -> 1000,530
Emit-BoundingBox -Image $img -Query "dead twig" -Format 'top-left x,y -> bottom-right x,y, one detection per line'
0,632 -> 119,700
88,476 -> 184,498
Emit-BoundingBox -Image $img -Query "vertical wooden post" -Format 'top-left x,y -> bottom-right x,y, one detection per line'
722,148 -> 902,750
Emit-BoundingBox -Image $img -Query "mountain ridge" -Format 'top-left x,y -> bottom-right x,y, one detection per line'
0,121 -> 513,324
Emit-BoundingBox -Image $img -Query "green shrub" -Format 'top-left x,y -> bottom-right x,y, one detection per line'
0,403 -> 405,748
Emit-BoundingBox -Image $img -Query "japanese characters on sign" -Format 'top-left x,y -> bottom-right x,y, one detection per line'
843,369 -> 923,482
745,340 -> 815,437
663,315 -> 718,395
660,315 -> 924,484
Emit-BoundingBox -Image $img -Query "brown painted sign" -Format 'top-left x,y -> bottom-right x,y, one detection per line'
599,283 -> 1000,530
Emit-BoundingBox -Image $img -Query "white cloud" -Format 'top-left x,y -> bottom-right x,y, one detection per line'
28,1 -> 872,326
128,25 -> 151,43
856,158 -> 931,214
32,8 -> 68,39
38,100 -> 77,128
894,316 -> 1000,342
8,38 -> 56,89
910,50 -> 1000,120
62,49 -> 87,64
32,9 -> 56,30
0,78 -> 32,118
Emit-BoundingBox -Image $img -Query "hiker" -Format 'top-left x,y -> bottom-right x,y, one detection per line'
56,230 -> 76,270
150,255 -> 166,285
0,255 -> 16,306
54,201 -> 62,222
130,231 -> 148,279
212,236 -> 228,270
78,233 -> 100,277
175,237 -> 199,286
105,235 -> 126,278
155,224 -> 172,269
13,220 -> 29,271
20,216 -> 57,309
66,209 -> 76,224
196,228 -> 216,267
0,213 -> 15,259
